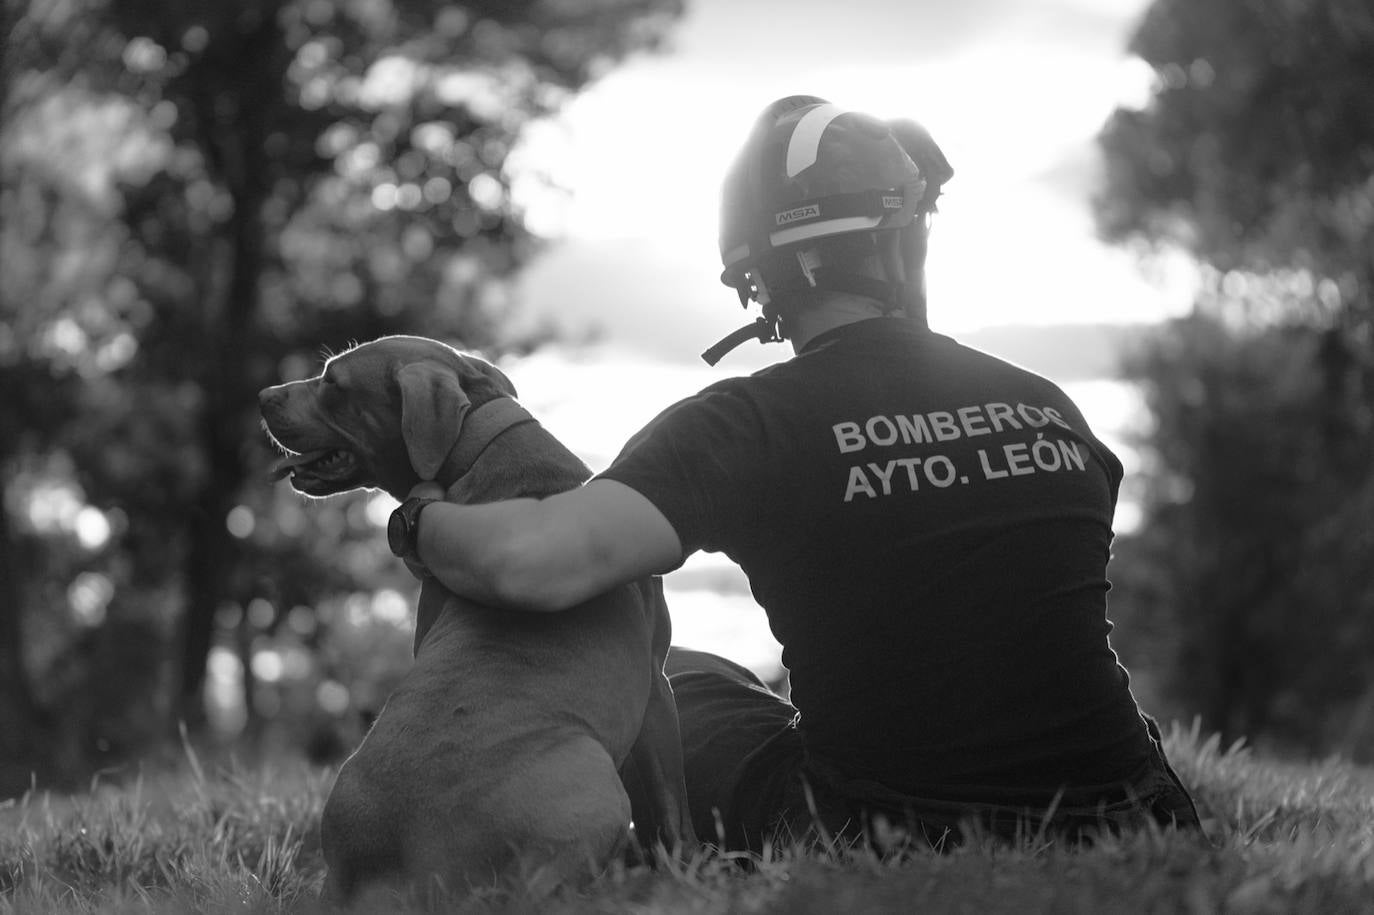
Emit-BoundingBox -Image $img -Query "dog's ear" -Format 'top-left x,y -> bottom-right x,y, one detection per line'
398,361 -> 471,481
459,354 -> 518,399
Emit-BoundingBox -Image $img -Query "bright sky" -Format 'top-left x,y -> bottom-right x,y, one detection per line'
497,0 -> 1185,674
511,0 -> 1193,362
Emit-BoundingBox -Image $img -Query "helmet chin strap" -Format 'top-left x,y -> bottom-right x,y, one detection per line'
703,232 -> 918,365
701,316 -> 782,366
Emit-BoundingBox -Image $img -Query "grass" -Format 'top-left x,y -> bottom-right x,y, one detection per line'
2,722 -> 1372,914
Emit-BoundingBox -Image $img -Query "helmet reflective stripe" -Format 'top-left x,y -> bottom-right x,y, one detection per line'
722,213 -> 888,272
722,186 -> 914,273
771,215 -> 884,250
785,103 -> 845,178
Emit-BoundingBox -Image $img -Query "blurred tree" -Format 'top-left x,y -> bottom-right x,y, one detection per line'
1097,0 -> 1374,757
1,0 -> 682,791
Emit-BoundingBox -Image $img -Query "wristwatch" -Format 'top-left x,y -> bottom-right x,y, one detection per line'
387,496 -> 438,564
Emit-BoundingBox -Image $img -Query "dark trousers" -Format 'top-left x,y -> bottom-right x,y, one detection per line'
665,647 -> 1201,853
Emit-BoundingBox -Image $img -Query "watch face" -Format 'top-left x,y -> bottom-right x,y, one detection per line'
387,507 -> 408,556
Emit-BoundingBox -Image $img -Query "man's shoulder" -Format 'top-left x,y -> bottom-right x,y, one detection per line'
938,334 -> 1072,396
622,374 -> 766,443
664,374 -> 763,412
687,363 -> 803,402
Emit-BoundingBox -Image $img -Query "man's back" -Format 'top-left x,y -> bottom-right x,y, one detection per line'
603,317 -> 1155,797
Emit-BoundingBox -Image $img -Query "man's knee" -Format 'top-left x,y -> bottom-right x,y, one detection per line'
666,646 -> 770,689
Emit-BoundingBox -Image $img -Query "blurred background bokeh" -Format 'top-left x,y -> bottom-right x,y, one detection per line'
1,0 -> 1370,798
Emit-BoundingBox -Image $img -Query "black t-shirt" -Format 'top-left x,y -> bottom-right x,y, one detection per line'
599,317 -> 1154,794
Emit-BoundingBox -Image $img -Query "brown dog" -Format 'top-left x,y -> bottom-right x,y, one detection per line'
258,335 -> 696,901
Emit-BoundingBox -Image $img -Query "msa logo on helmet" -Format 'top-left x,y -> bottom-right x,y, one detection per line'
776,204 -> 821,226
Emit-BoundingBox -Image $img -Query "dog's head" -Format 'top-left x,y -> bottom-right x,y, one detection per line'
258,335 -> 517,500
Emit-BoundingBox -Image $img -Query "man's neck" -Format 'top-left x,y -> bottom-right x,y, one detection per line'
786,294 -> 890,353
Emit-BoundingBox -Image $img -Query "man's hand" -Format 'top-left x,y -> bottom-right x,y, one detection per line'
402,482 -> 446,580
408,482 -> 446,501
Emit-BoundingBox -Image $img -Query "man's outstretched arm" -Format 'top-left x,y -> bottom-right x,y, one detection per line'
410,479 -> 685,613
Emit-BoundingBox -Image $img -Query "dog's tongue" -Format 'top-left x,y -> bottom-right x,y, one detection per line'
271,451 -> 330,480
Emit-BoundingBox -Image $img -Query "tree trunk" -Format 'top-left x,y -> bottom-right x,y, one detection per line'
176,211 -> 261,727
174,11 -> 280,731
0,505 -> 47,798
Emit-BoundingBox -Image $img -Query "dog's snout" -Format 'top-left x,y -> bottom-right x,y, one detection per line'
259,386 -> 285,409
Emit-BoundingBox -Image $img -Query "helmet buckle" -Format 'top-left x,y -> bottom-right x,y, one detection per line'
796,248 -> 821,288
749,272 -> 772,307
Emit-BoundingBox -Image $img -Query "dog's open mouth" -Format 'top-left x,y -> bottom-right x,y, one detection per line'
271,448 -> 361,492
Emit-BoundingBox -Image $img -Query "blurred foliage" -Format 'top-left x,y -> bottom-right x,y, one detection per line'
0,0 -> 682,795
1098,0 -> 1374,759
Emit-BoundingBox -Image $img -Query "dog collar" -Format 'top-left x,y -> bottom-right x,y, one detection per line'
433,397 -> 538,487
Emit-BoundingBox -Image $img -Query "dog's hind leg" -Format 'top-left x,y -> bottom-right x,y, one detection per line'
623,577 -> 698,857
623,672 -> 697,857
481,735 -> 632,890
